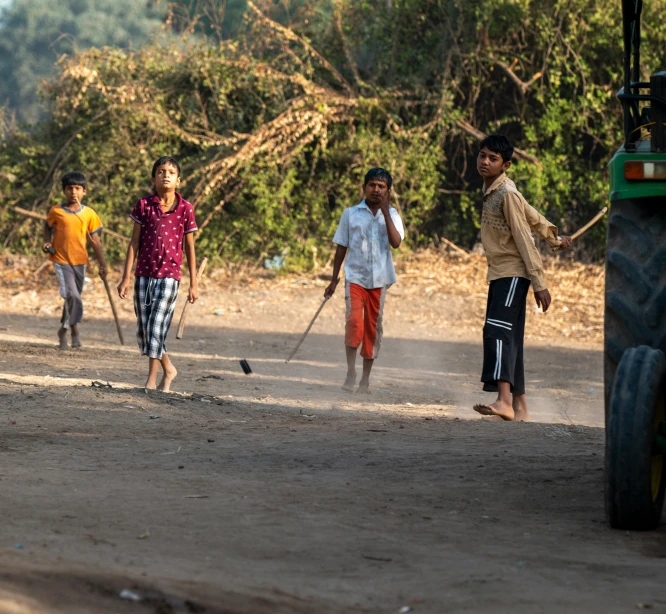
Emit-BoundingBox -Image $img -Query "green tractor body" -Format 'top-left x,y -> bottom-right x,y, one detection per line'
605,0 -> 666,530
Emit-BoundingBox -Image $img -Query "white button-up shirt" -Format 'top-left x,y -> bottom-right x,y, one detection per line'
332,200 -> 405,289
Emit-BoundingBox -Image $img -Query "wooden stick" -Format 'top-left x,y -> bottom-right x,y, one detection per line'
176,257 -> 208,340
285,297 -> 329,363
551,207 -> 608,251
13,206 -> 130,243
103,278 -> 124,345
439,236 -> 469,257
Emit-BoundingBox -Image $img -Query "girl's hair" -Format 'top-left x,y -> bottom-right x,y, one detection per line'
151,156 -> 181,177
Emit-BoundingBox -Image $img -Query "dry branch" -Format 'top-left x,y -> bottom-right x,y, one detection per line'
13,206 -> 130,244
455,119 -> 542,168
495,60 -> 542,95
247,1 -> 354,95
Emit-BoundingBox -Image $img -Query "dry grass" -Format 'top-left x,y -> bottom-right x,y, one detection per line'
0,247 -> 605,345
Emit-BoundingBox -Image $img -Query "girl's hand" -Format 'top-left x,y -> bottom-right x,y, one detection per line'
188,284 -> 199,303
117,278 -> 130,299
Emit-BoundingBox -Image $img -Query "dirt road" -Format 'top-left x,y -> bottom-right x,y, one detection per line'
0,260 -> 663,613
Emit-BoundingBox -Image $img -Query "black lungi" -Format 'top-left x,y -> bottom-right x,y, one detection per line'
481,276 -> 531,396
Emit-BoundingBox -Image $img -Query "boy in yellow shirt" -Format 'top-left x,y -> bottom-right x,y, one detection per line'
43,171 -> 108,349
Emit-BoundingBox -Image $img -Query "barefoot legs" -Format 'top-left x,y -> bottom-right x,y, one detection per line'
342,345 -> 357,392
357,358 -> 374,393
146,353 -> 178,392
57,326 -> 69,350
342,346 -> 374,392
473,381 -> 516,421
512,393 -> 530,422
71,324 -> 81,348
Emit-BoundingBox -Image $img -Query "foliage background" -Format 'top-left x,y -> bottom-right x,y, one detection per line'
2,0 -> 665,268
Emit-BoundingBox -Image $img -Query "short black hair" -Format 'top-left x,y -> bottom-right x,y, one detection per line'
151,156 -> 181,178
364,167 -> 393,190
61,171 -> 87,190
479,134 -> 514,163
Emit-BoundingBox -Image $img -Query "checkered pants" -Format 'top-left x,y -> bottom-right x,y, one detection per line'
134,276 -> 179,359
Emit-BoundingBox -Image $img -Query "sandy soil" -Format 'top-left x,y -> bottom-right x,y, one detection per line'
0,254 -> 664,613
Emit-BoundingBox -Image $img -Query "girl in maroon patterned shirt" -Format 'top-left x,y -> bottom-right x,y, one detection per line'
117,156 -> 199,392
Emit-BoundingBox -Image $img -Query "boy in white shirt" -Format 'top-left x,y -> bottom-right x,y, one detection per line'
324,168 -> 405,392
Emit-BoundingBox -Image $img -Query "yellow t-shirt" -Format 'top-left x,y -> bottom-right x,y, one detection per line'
46,204 -> 104,266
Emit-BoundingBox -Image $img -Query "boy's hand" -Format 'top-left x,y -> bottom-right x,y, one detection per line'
378,191 -> 391,214
98,265 -> 108,280
324,278 -> 339,299
117,278 -> 130,299
534,288 -> 552,313
188,284 -> 199,304
42,242 -> 54,254
557,236 -> 573,250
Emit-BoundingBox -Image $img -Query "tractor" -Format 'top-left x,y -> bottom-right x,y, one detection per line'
605,0 -> 666,529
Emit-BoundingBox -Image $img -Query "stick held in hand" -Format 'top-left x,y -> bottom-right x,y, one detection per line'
176,257 -> 208,340
552,207 -> 608,251
285,297 -> 329,363
103,278 -> 125,345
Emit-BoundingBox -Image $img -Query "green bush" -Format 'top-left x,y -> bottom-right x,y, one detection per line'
2,0 -> 666,267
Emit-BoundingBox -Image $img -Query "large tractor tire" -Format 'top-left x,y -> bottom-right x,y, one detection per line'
605,197 -> 666,412
606,346 -> 666,530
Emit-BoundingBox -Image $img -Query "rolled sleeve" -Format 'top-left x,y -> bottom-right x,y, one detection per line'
503,193 -> 548,292
332,209 -> 349,247
390,208 -> 405,241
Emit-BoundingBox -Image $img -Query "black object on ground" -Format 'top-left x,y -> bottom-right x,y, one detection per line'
240,359 -> 252,375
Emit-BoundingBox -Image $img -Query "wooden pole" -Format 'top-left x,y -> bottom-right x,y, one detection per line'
103,278 -> 124,345
13,206 -> 130,244
285,297 -> 329,363
176,257 -> 208,340
551,207 -> 608,251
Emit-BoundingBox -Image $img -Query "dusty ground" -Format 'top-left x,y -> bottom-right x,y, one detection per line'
0,251 -> 664,613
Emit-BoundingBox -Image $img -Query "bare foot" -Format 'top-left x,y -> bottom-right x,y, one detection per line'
357,377 -> 370,394
57,327 -> 69,350
144,381 -> 157,391
341,373 -> 356,392
473,400 -> 515,421
158,364 -> 178,393
71,325 -> 80,348
512,395 -> 530,422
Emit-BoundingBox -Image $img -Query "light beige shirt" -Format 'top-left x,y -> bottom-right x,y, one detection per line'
480,173 -> 560,292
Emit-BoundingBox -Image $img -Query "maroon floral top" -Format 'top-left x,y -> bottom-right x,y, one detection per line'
130,192 -> 198,281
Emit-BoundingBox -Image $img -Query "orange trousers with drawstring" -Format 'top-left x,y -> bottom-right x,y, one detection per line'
344,282 -> 388,359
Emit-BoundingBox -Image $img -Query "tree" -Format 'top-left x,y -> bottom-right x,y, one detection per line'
0,0 -> 167,123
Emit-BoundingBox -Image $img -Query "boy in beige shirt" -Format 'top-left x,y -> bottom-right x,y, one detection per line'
472,135 -> 571,421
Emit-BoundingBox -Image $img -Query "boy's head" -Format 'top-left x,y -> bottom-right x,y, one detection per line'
151,156 -> 181,193
61,171 -> 87,205
363,167 -> 392,204
477,134 -> 513,180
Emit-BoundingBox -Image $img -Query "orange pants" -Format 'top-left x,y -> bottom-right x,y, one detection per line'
345,282 -> 387,359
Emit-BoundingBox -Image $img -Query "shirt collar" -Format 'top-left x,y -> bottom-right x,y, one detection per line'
149,192 -> 183,208
358,199 -> 383,216
60,203 -> 84,214
483,173 -> 508,197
